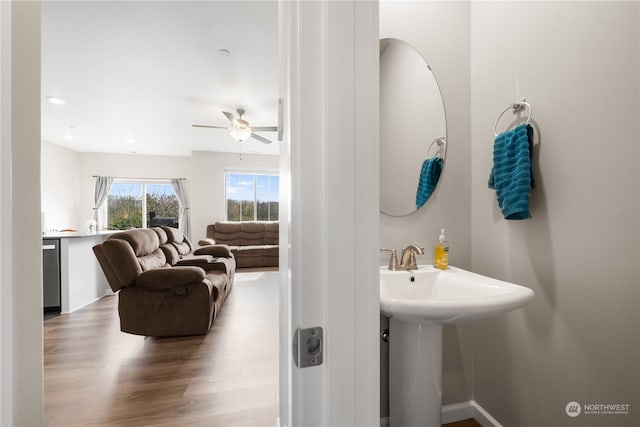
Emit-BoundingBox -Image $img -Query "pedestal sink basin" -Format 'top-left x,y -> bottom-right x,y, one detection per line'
381,265 -> 534,427
380,265 -> 535,324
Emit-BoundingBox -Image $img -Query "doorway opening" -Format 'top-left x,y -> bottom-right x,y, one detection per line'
41,1 -> 282,425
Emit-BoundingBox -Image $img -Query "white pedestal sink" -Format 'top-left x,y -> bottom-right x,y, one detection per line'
381,265 -> 534,427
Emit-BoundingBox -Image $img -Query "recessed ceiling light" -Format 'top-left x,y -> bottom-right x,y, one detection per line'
125,136 -> 135,144
219,48 -> 231,56
63,126 -> 74,141
47,96 -> 65,105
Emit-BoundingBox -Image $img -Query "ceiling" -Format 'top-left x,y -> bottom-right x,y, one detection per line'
41,1 -> 279,157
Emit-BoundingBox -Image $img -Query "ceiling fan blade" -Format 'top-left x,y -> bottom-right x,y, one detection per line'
192,124 -> 228,129
251,126 -> 278,132
250,132 -> 272,144
222,111 -> 237,124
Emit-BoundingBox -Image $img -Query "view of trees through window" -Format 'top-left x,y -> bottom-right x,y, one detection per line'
107,182 -> 179,230
226,172 -> 279,221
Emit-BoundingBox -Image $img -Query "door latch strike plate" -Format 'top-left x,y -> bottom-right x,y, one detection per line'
293,326 -> 323,368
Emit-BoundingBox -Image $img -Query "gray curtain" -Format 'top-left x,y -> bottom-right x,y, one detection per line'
171,178 -> 191,240
93,176 -> 113,231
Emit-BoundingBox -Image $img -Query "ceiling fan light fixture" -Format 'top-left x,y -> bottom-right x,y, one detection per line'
228,125 -> 252,142
193,109 -> 273,144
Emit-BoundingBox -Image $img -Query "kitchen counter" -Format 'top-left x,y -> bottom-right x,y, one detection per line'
43,230 -> 117,239
43,232 -> 115,313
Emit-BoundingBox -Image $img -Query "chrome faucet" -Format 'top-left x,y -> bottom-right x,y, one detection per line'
381,245 -> 425,271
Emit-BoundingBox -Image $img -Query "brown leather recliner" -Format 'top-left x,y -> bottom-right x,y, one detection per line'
202,221 -> 279,268
93,226 -> 235,337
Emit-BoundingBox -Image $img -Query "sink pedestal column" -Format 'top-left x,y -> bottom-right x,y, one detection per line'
389,318 -> 443,427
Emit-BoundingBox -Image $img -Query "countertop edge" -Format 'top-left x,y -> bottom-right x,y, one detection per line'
42,231 -> 117,239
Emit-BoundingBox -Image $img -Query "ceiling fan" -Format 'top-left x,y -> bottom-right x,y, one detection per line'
192,108 -> 278,144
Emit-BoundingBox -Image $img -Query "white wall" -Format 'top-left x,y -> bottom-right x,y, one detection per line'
379,0 -> 472,411
470,2 -> 639,426
41,148 -> 192,232
41,140 -> 81,231
190,151 -> 278,242
8,2 -> 44,425
78,152 -> 192,230
40,146 -> 279,243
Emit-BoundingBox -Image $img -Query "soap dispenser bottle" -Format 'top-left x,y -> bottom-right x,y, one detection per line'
434,228 -> 449,270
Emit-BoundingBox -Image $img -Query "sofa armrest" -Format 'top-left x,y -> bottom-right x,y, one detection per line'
194,244 -> 233,258
135,267 -> 205,290
197,238 -> 216,247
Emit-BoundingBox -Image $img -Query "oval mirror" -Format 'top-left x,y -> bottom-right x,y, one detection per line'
380,38 -> 447,217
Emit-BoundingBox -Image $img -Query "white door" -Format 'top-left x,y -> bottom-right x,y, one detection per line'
278,1 -> 380,426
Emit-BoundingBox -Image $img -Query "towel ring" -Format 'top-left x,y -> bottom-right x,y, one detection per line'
493,100 -> 532,137
427,136 -> 446,160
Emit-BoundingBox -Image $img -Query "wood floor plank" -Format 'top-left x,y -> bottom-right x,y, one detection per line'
443,418 -> 483,427
44,271 -> 280,426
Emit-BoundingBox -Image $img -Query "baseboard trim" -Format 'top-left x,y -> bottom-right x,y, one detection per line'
61,295 -> 105,314
380,400 -> 500,427
442,401 -> 475,424
442,400 -> 502,427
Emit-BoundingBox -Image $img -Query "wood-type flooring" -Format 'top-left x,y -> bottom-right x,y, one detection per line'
44,271 -> 279,427
45,268 -> 482,427
443,418 -> 483,427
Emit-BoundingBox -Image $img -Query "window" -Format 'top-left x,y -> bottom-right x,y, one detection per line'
107,181 -> 179,230
225,171 -> 279,221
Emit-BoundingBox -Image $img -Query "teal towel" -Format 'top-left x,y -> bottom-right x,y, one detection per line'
488,124 -> 535,219
416,157 -> 443,208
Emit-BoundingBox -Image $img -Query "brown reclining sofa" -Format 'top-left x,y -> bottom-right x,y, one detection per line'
93,226 -> 235,337
201,221 -> 278,268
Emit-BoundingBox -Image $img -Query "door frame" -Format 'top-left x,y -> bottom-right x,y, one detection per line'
2,1 -> 381,425
279,1 -> 380,425
1,1 -> 44,426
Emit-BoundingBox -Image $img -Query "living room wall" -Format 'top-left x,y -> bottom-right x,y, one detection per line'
77,151 -> 192,232
41,140 -> 81,231
40,142 -> 279,240
40,141 -> 191,232
190,150 -> 279,243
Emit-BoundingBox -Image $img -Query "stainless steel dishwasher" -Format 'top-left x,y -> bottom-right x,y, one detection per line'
42,238 -> 61,313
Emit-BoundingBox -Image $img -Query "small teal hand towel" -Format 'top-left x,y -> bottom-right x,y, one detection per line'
488,124 -> 535,219
416,157 -> 443,209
